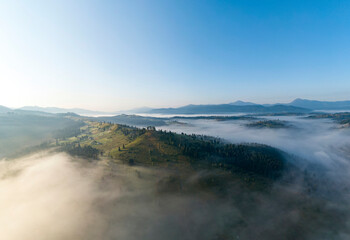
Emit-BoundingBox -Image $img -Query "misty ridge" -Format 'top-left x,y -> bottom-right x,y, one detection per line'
3,98 -> 350,116
2,0 -> 350,239
1,109 -> 350,240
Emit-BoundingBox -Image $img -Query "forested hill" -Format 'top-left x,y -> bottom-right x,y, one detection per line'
308,112 -> 350,127
57,121 -> 286,179
0,111 -> 287,180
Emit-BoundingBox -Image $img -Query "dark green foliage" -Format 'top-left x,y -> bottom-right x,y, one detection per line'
245,120 -> 290,129
61,143 -> 100,159
171,115 -> 255,121
115,124 -> 145,140
156,131 -> 285,179
128,158 -> 135,165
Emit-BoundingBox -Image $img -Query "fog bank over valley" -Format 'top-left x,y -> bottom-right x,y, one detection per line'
1,112 -> 350,239
161,115 -> 350,169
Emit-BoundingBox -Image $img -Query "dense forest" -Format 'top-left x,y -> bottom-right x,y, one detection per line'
245,120 -> 290,129
61,143 -> 100,159
156,129 -> 285,179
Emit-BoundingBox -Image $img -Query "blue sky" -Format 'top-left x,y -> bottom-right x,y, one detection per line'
0,0 -> 349,111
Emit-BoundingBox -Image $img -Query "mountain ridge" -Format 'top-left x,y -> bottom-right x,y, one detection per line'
3,98 -> 350,116
288,98 -> 350,110
148,103 -> 310,114
18,106 -> 113,116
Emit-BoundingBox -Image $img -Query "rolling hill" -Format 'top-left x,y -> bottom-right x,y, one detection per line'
58,121 -> 287,180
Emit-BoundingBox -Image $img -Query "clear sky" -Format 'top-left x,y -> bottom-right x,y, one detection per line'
0,0 -> 349,111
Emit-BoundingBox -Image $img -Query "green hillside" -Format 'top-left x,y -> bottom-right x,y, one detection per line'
57,121 -> 286,181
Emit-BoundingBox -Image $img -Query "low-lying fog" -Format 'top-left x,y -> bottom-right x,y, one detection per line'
1,114 -> 350,239
137,113 -> 247,118
0,153 -> 252,240
161,115 -> 350,170
161,115 -> 350,200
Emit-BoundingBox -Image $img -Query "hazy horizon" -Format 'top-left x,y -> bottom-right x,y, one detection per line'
1,0 -> 350,111
3,97 -> 350,113
2,1 -> 350,239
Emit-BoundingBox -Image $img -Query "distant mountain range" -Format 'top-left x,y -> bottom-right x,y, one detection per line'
148,104 -> 309,114
287,98 -> 350,110
18,106 -> 111,116
17,106 -> 153,116
146,99 -> 350,114
0,105 -> 109,116
1,99 -> 350,116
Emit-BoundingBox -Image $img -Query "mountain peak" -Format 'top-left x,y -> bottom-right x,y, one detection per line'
289,99 -> 350,110
230,100 -> 256,106
291,98 -> 310,103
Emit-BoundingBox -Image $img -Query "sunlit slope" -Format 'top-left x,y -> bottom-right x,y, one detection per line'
59,121 -> 286,179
